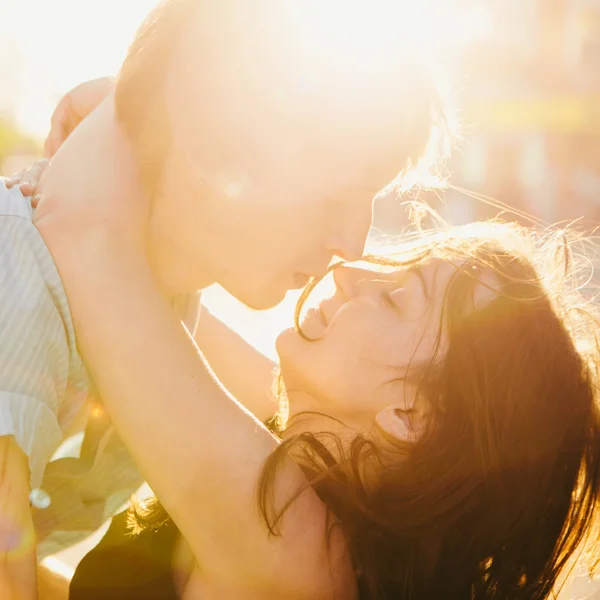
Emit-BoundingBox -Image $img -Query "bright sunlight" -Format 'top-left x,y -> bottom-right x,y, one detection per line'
282,0 -> 493,68
3,3 -> 600,599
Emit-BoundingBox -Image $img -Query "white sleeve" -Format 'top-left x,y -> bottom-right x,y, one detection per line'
0,215 -> 66,488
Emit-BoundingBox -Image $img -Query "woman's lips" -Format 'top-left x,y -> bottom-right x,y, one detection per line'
303,307 -> 326,328
297,307 -> 327,338
317,297 -> 341,327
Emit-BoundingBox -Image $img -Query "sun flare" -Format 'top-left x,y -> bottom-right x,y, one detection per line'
281,0 -> 493,70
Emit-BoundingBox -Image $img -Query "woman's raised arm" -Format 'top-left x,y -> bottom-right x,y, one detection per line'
36,213 -> 350,600
195,308 -> 278,422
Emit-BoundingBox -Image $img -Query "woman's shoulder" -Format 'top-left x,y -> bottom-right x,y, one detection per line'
186,527 -> 358,600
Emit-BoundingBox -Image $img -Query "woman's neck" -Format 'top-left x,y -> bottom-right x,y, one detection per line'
281,389 -> 323,438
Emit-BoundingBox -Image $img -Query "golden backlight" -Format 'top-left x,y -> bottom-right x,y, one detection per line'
280,0 -> 493,69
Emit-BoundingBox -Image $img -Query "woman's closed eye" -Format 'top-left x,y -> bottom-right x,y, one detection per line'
383,287 -> 406,312
383,265 -> 431,316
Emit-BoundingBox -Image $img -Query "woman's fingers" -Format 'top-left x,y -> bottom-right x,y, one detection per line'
4,160 -> 50,197
19,159 -> 50,197
4,169 -> 26,189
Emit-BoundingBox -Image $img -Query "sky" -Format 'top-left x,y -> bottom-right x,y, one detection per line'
0,0 -> 159,136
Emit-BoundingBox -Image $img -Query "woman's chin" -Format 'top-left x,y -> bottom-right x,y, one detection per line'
275,326 -> 296,359
275,326 -> 314,369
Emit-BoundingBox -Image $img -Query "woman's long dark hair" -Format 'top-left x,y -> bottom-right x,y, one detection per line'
256,222 -> 600,599
129,222 -> 600,598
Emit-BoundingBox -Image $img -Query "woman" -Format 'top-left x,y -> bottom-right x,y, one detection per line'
30,161 -> 600,600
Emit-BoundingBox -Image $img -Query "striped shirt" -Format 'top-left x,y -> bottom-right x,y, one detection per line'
0,180 -> 200,557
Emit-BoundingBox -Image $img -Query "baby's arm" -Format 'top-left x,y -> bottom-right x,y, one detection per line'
0,213 -> 68,597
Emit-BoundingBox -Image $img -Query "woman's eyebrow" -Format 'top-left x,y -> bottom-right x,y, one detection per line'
353,263 -> 432,297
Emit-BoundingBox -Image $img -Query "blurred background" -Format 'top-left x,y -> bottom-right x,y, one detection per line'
1,0 -> 600,596
373,0 -> 600,231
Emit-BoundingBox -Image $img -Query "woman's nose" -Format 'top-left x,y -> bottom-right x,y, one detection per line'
332,266 -> 355,299
332,265 -> 373,299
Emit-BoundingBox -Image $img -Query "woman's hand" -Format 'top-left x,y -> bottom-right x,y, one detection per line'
4,159 -> 49,202
44,77 -> 113,158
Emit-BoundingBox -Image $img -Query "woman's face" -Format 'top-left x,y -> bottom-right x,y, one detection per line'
276,257 -> 497,442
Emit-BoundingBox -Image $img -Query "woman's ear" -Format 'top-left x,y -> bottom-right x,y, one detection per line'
375,405 -> 424,443
374,377 -> 424,443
